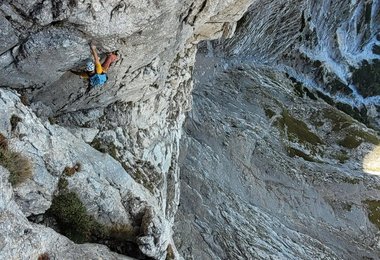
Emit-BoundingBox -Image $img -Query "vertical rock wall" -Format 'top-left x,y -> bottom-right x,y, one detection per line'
219,0 -> 380,129
175,0 -> 380,258
0,0 -> 256,259
175,51 -> 380,259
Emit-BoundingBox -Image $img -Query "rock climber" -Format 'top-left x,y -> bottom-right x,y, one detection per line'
71,44 -> 118,89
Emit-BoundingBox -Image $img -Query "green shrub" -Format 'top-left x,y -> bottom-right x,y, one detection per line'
286,146 -> 320,163
48,192 -> 97,243
57,177 -> 68,190
48,191 -> 139,246
341,177 -> 360,185
49,179 -> 142,254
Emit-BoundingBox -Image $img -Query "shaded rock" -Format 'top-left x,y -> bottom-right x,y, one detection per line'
68,127 -> 99,143
15,27 -> 87,86
175,53 -> 380,259
0,14 -> 18,55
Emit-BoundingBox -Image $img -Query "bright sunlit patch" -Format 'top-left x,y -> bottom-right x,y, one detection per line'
363,145 -> 380,175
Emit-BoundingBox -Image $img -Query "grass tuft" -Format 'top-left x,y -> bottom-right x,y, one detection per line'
48,189 -> 138,245
264,108 -> 276,119
37,253 -> 50,260
166,244 -> 175,260
0,134 -> 32,186
0,133 -> 8,150
106,224 -> 137,241
63,162 -> 82,176
20,92 -> 30,106
49,170 -> 143,255
10,115 -> 22,132
286,146 -> 321,163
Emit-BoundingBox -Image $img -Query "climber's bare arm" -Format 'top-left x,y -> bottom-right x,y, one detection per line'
90,45 -> 100,64
90,44 -> 103,74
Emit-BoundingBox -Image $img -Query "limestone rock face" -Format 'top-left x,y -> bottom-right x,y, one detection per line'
219,0 -> 380,129
0,165 -> 133,260
0,88 -> 168,258
1,0 -> 379,259
0,0 -> 253,113
0,15 -> 18,54
174,0 -> 380,257
175,54 -> 380,259
0,0 -> 255,259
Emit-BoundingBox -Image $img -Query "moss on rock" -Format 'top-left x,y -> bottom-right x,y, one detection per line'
364,200 -> 380,230
321,108 -> 353,132
338,129 -> 380,149
275,110 -> 323,146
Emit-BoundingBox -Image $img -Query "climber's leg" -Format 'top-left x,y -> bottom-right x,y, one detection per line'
102,52 -> 119,72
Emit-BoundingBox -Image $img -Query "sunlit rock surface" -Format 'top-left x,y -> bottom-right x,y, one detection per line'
363,145 -> 380,175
